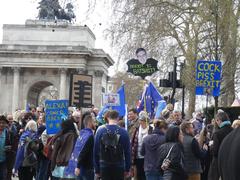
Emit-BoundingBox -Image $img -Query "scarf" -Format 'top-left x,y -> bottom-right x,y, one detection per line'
64,128 -> 93,177
137,125 -> 148,158
220,121 -> 231,128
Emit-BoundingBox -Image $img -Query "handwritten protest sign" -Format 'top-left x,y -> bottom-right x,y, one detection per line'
45,100 -> 69,134
195,60 -> 222,96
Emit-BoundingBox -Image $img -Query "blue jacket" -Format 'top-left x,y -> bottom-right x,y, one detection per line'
94,124 -> 131,174
14,130 -> 37,171
141,128 -> 165,172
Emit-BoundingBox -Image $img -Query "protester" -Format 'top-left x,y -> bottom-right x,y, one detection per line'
157,126 -> 187,180
71,111 -> 81,134
6,114 -> 19,180
208,111 -> 232,180
94,110 -> 131,180
128,108 -> 139,140
14,120 -> 38,180
141,120 -> 167,180
192,112 -> 204,135
181,121 -> 208,180
65,115 -> 95,180
198,126 -> 212,180
0,115 -> 14,180
131,111 -> 152,180
36,115 -> 46,137
169,111 -> 182,126
29,107 -> 37,121
161,104 -> 174,120
51,120 -> 78,180
39,128 -> 54,180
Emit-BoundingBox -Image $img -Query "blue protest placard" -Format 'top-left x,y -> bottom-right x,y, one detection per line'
196,60 -> 222,96
45,100 -> 69,134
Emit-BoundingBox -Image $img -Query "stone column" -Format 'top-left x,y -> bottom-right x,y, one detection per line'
94,70 -> 104,108
12,67 -> 20,113
59,68 -> 67,99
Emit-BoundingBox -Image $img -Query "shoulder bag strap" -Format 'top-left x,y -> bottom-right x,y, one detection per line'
166,144 -> 175,159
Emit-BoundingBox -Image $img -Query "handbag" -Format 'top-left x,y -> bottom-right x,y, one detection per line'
161,144 -> 175,171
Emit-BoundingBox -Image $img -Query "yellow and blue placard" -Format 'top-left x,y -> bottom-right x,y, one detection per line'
196,60 -> 222,96
45,100 -> 69,134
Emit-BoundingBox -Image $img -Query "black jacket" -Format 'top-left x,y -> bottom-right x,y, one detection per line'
212,124 -> 232,158
158,142 -> 187,180
208,124 -> 232,180
219,128 -> 240,180
77,135 -> 94,170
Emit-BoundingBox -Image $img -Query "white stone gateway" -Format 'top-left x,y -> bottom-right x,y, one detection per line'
0,20 -> 114,113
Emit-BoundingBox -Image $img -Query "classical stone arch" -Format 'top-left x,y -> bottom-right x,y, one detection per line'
27,81 -> 59,107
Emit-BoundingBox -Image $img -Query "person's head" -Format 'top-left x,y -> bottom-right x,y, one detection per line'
30,106 -> 36,115
25,120 -> 37,132
7,114 -> 14,125
128,108 -> 138,121
72,111 -> 81,123
107,110 -> 119,123
215,111 -> 230,127
136,48 -> 147,64
37,115 -> 45,126
81,111 -> 91,129
22,113 -> 33,127
154,120 -> 168,134
232,120 -> 240,129
172,111 -> 182,126
61,120 -> 76,134
165,126 -> 183,143
93,108 -> 99,116
83,115 -> 95,130
139,111 -> 149,129
36,107 -> 43,115
166,104 -> 174,111
0,115 -> 8,131
181,121 -> 194,136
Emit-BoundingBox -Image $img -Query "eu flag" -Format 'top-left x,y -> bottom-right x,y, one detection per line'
137,82 -> 163,117
112,85 -> 126,117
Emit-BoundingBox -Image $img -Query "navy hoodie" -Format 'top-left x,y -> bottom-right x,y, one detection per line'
141,128 -> 165,172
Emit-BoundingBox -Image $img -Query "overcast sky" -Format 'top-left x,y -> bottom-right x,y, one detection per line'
0,0 -> 113,58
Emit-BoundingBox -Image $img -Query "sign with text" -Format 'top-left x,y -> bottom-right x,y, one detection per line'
127,58 -> 158,79
45,100 -> 69,134
196,60 -> 222,96
102,93 -> 120,106
69,74 -> 92,108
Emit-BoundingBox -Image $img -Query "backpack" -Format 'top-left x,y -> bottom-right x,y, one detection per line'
22,138 -> 38,167
100,126 -> 124,164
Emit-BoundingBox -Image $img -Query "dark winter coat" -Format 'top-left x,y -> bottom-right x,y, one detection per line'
141,128 -> 165,172
218,128 -> 240,180
208,124 -> 232,180
158,142 -> 187,180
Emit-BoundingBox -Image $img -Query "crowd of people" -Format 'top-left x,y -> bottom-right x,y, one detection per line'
0,104 -> 238,180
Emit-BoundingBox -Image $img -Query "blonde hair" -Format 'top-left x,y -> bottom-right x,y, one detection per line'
232,120 -> 240,129
25,120 -> 37,132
